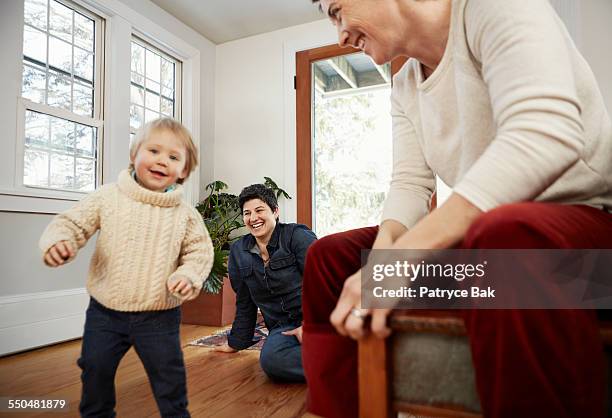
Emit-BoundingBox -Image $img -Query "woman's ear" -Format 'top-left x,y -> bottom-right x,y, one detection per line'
274,207 -> 280,221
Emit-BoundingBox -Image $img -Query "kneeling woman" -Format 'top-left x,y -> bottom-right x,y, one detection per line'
215,184 -> 316,382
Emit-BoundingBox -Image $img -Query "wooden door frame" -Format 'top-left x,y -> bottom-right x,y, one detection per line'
295,44 -> 407,227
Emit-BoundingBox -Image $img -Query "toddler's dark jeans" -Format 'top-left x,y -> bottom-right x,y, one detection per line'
78,298 -> 189,418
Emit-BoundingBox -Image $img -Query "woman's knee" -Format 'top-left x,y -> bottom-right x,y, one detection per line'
463,203 -> 554,249
259,344 -> 303,382
307,230 -> 360,263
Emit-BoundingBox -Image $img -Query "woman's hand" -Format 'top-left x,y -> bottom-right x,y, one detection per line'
330,194 -> 482,341
44,241 -> 74,267
214,343 -> 238,353
330,270 -> 392,340
282,326 -> 303,343
330,221 -> 402,340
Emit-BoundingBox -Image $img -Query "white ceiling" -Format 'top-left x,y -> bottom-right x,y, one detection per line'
148,0 -> 326,44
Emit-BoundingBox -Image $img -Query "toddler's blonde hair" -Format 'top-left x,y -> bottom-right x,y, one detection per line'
129,118 -> 198,184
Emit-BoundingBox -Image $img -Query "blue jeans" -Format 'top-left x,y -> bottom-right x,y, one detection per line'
78,298 -> 189,418
259,325 -> 305,383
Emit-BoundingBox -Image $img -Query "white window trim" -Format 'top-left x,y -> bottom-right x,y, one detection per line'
1,0 -> 202,213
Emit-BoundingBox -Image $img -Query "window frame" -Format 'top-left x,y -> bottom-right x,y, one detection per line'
16,0 -> 105,199
295,43 -> 406,228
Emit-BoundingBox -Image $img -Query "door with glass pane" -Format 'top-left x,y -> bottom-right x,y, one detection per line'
296,45 -> 406,237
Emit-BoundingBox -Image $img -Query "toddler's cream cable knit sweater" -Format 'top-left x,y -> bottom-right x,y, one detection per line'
39,169 -> 214,312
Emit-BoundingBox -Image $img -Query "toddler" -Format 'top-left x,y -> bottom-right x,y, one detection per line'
39,117 -> 213,418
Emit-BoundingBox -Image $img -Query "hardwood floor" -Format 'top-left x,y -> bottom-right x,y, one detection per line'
0,324 -> 308,417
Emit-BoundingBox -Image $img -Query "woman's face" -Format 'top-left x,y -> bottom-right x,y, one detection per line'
242,198 -> 279,241
319,0 -> 398,64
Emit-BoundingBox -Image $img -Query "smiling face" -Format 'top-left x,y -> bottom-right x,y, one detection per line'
319,0 -> 399,64
242,198 -> 279,242
131,128 -> 188,192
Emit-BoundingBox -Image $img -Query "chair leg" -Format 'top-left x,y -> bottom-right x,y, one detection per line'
358,333 -> 393,418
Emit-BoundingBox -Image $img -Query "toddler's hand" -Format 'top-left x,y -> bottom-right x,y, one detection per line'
167,276 -> 194,300
44,241 -> 74,267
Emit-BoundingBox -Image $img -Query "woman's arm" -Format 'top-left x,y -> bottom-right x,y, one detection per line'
373,219 -> 408,249
226,248 -> 258,351
291,225 -> 318,274
393,193 -> 482,250
455,0 -> 584,212
331,193 -> 482,339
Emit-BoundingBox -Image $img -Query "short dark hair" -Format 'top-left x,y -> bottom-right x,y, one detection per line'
238,184 -> 278,212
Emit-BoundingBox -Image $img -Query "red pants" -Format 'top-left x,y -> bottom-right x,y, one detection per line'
302,203 -> 612,418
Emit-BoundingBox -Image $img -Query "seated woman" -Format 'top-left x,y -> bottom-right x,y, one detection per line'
215,184 -> 317,383
303,0 -> 612,417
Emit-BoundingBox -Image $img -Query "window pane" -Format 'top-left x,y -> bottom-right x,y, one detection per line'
130,105 -> 144,130
131,85 -> 144,106
25,111 -> 49,148
50,117 -> 74,152
49,0 -> 73,43
22,63 -> 47,103
74,47 -> 94,81
75,124 -> 94,156
161,97 -> 173,116
23,25 -> 47,63
145,91 -> 160,112
21,2 -> 101,193
49,153 -> 75,189
49,36 -> 72,74
75,157 -> 95,191
145,108 -> 159,123
145,50 -> 160,82
161,59 -> 174,88
131,43 -> 144,74
131,39 -> 179,128
73,82 -> 93,116
312,53 -> 392,237
131,71 -> 144,87
47,71 -> 71,110
24,0 -> 48,31
74,12 -> 94,51
161,86 -> 173,100
146,78 -> 160,94
24,149 -> 49,187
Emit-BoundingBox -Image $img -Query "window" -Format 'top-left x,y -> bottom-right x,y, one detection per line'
130,38 -> 181,136
296,46 -> 398,236
21,0 -> 103,193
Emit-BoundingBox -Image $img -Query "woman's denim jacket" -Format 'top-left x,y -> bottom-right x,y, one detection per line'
226,222 -> 317,350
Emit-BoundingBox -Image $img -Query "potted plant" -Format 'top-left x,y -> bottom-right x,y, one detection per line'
181,178 -> 291,326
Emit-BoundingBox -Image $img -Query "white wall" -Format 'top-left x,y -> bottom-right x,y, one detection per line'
0,0 -> 215,356
580,0 -> 612,114
214,19 -> 336,222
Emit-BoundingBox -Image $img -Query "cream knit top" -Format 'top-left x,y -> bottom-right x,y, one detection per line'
39,169 -> 214,312
382,0 -> 612,229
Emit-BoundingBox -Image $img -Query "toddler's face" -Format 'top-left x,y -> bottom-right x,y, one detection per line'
132,129 -> 188,192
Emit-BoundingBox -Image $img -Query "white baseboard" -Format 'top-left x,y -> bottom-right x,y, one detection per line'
0,288 -> 89,356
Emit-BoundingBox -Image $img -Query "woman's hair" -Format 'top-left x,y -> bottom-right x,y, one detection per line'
238,184 -> 279,212
129,117 -> 199,183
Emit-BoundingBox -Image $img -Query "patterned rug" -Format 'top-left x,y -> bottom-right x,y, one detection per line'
189,318 -> 268,351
